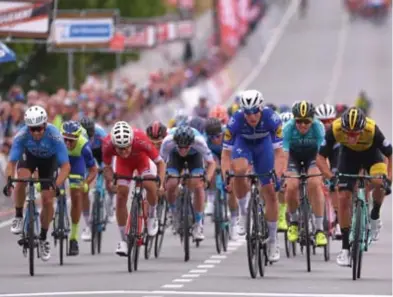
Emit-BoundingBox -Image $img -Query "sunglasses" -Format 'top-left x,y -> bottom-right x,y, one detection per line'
29,126 -> 45,133
208,133 -> 223,140
343,129 -> 362,137
115,146 -> 130,151
64,138 -> 77,144
178,145 -> 191,149
243,107 -> 260,115
295,118 -> 312,125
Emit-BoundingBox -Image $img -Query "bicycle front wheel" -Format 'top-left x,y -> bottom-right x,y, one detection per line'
246,196 -> 260,278
91,192 -> 100,255
214,190 -> 223,254
127,197 -> 139,273
182,188 -> 191,262
301,200 -> 311,272
154,196 -> 167,258
28,201 -> 35,276
58,196 -> 65,265
352,200 -> 362,280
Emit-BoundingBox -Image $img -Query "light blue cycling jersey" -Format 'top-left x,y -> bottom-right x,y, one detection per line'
9,124 -> 69,165
203,125 -> 225,159
282,118 -> 325,153
90,123 -> 107,150
160,127 -> 213,162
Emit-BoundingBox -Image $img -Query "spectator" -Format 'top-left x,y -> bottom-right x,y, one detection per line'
192,94 -> 210,119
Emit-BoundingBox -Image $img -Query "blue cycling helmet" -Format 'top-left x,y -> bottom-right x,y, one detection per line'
279,104 -> 291,113
61,121 -> 83,140
188,116 -> 206,134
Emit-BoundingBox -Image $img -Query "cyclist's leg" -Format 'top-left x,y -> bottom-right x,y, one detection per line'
165,151 -> 182,231
114,157 -> 133,256
285,155 -> 301,243
336,148 -> 360,266
205,154 -> 219,216
328,147 -> 341,236
37,154 -> 57,261
366,150 -> 388,241
186,153 -> 205,240
11,151 -> 34,234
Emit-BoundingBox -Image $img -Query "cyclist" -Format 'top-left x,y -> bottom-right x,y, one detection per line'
279,104 -> 291,113
146,121 -> 168,151
282,101 -> 328,247
188,116 -> 206,134
317,107 -> 392,266
227,95 -> 240,117
79,117 -> 112,241
276,111 -> 293,231
354,90 -> 372,116
315,103 -> 341,239
4,105 -> 71,261
102,121 -> 166,256
221,90 -> 285,262
161,125 -> 216,241
335,103 -> 348,117
60,121 -> 98,255
168,109 -> 189,129
204,118 -> 240,238
209,105 -> 229,125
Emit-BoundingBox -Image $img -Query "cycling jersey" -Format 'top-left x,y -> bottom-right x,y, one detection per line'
90,123 -> 107,150
9,124 -> 69,165
160,127 -> 214,163
223,107 -> 283,184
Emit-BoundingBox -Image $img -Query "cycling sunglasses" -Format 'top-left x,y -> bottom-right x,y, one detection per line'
243,107 -> 261,115
208,133 -> 223,140
295,118 -> 312,125
29,125 -> 45,133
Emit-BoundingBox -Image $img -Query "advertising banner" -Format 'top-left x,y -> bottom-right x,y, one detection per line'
0,0 -> 53,38
216,0 -> 239,56
49,11 -> 115,49
156,18 -> 194,44
113,20 -> 156,49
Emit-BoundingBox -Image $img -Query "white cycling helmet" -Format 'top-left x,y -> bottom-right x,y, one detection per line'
315,103 -> 336,120
110,121 -> 133,148
239,89 -> 264,110
24,105 -> 48,127
280,112 -> 294,124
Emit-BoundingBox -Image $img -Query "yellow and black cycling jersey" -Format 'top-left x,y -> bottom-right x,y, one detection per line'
319,117 -> 392,157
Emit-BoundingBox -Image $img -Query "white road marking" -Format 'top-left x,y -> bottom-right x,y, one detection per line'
204,259 -> 221,264
210,255 -> 227,259
182,274 -> 200,278
227,246 -> 238,251
324,12 -> 350,103
189,269 -> 207,273
0,291 -> 389,297
172,279 -> 193,283
197,264 -> 215,268
0,218 -> 13,229
160,284 -> 183,289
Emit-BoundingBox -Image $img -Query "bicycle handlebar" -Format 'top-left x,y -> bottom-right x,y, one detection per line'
282,173 -> 323,179
113,174 -> 159,186
335,173 -> 391,193
166,174 -> 205,181
225,170 -> 277,186
9,177 -> 55,184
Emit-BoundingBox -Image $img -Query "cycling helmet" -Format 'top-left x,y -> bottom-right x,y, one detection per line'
292,100 -> 315,119
315,103 -> 336,120
110,121 -> 133,148
24,105 -> 48,127
341,107 -> 366,131
188,116 -> 206,134
80,117 -> 95,138
335,103 -> 348,116
61,121 -> 83,140
239,90 -> 264,111
279,104 -> 291,113
279,112 -> 294,124
146,121 -> 167,141
266,103 -> 277,112
209,105 -> 229,124
205,118 -> 223,136
173,125 -> 195,147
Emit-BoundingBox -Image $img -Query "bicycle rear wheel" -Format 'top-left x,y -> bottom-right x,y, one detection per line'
28,201 -> 35,276
221,194 -> 229,253
246,196 -> 260,278
154,196 -> 167,258
182,188 -> 191,262
214,191 -> 223,254
352,200 -> 362,280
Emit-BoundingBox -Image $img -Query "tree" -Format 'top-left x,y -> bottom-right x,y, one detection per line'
0,0 -> 167,93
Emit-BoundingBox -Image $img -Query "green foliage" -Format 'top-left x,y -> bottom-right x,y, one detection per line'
0,0 -> 167,93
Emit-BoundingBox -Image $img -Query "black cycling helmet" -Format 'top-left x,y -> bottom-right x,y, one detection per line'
146,121 -> 167,140
80,117 -> 95,138
341,107 -> 366,131
205,118 -> 222,136
188,116 -> 206,134
292,100 -> 315,119
266,103 -> 277,111
173,125 -> 195,147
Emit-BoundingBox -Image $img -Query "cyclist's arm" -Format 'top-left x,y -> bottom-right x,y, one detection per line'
6,130 -> 26,179
221,121 -> 236,179
82,144 -> 98,185
374,125 -> 392,180
159,134 -> 176,162
102,139 -> 115,183
316,128 -> 336,179
194,135 -> 216,181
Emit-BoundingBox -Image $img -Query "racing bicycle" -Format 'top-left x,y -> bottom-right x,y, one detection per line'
214,168 -> 229,254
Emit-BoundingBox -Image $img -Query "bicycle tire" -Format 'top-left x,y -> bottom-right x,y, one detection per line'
284,232 -> 290,258
258,201 -> 267,277
127,197 -> 138,273
214,191 -> 222,254
323,201 -> 330,262
221,195 -> 229,253
154,196 -> 167,258
58,196 -> 65,265
144,235 -> 154,259
301,198 -> 311,272
246,195 -> 259,278
352,200 -> 362,280
133,198 -> 142,271
183,188 -> 191,262
91,192 -> 100,255
28,201 -> 35,276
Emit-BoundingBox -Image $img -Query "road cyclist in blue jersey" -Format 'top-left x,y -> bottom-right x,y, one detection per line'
282,101 -> 328,247
221,89 -> 286,262
60,121 -> 98,255
204,117 -> 240,239
160,125 -> 216,241
3,105 -> 71,261
79,117 -> 113,242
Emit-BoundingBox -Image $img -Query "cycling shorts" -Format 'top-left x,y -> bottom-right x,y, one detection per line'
232,137 -> 274,185
17,150 -> 57,190
167,151 -> 204,176
337,146 -> 387,191
114,155 -> 157,186
92,147 -> 103,165
328,144 -> 340,173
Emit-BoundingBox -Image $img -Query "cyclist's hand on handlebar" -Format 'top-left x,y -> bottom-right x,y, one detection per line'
158,185 -> 165,196
3,177 -> 13,197
329,175 -> 338,192
384,176 -> 391,196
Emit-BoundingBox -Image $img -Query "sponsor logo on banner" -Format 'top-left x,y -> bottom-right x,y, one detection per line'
217,0 -> 239,56
237,0 -> 250,37
0,0 -> 53,38
156,21 -> 176,44
115,21 -> 156,49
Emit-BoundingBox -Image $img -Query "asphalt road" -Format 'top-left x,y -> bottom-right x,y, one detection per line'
0,0 -> 391,296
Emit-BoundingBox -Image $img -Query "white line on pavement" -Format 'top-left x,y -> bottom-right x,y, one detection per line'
204,259 -> 221,264
172,279 -> 193,283
182,274 -> 200,278
160,284 -> 183,289
197,264 -> 215,268
189,269 -> 207,273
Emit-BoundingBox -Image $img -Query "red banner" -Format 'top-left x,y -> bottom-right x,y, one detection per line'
115,21 -> 157,49
156,19 -> 194,44
216,0 -> 239,56
237,0 -> 250,37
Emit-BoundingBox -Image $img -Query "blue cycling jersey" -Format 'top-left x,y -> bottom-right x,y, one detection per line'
223,107 -> 283,185
282,118 -> 325,153
9,124 -> 69,165
90,123 -> 107,150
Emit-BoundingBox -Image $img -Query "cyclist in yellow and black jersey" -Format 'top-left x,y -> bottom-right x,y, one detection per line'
317,107 -> 392,267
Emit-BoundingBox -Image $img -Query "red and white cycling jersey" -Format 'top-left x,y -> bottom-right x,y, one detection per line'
102,129 -> 162,184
